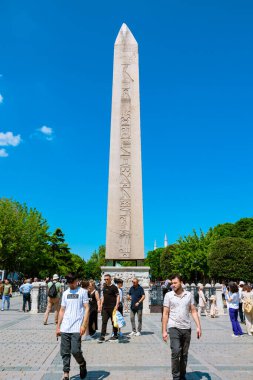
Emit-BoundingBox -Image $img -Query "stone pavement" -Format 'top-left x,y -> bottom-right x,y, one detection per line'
0,296 -> 252,380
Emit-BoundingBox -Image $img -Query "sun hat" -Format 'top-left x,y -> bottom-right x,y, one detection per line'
53,274 -> 59,280
239,281 -> 245,286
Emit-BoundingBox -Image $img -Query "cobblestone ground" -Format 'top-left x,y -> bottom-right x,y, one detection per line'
0,296 -> 252,380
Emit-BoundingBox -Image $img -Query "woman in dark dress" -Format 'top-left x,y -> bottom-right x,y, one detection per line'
88,280 -> 101,337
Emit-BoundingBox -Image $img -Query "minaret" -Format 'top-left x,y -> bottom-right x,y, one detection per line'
164,234 -> 168,248
154,240 -> 157,250
106,24 -> 144,260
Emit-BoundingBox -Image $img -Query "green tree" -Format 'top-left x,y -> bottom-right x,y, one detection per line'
71,254 -> 86,279
170,230 -> 211,283
208,237 -> 253,282
0,198 -> 49,276
145,248 -> 163,280
85,245 -> 105,279
233,218 -> 253,241
48,228 -> 73,275
160,245 -> 176,279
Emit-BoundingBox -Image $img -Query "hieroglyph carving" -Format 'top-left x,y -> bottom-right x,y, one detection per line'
119,61 -> 134,258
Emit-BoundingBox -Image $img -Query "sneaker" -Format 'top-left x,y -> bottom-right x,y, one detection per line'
128,331 -> 136,337
91,332 -> 97,339
231,334 -> 240,338
43,322 -> 47,325
108,336 -> 118,342
80,363 -> 87,379
135,332 -> 141,336
83,335 -> 92,341
98,336 -> 105,343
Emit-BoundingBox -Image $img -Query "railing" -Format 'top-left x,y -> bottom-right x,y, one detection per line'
148,283 -> 224,315
36,283 -> 67,313
38,285 -> 48,313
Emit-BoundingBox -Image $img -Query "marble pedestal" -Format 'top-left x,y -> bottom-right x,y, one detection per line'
101,266 -> 150,314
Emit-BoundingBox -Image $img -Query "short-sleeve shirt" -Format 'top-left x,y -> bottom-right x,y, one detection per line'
118,287 -> 123,303
102,284 -> 119,309
3,284 -> 12,296
128,285 -> 145,310
48,281 -> 62,298
163,290 -> 194,329
60,287 -> 89,333
228,292 -> 239,309
19,283 -> 33,294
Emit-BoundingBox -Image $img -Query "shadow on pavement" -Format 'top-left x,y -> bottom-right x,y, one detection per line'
186,371 -> 212,380
118,338 -> 130,344
140,331 -> 154,335
70,370 -> 110,379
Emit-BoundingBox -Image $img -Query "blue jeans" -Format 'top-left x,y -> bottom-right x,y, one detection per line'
229,308 -> 243,335
1,295 -> 10,310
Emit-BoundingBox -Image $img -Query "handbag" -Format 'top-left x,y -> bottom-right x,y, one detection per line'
116,311 -> 126,328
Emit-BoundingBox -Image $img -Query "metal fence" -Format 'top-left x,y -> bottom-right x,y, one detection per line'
38,285 -> 48,313
148,284 -> 216,312
38,284 -> 67,313
149,285 -> 164,306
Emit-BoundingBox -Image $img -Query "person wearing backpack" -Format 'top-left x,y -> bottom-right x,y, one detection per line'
44,274 -> 62,325
242,284 -> 253,336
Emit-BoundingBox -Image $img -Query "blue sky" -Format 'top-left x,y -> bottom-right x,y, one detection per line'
0,0 -> 252,259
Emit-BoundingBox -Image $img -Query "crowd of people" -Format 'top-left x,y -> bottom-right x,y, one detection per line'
1,274 -> 252,380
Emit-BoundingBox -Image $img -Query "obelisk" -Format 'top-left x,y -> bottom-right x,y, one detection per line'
106,23 -> 144,261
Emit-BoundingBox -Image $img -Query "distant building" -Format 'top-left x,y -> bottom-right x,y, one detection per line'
153,234 -> 168,250
164,234 -> 168,248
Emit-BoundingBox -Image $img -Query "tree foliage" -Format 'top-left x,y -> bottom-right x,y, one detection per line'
85,245 -> 105,280
145,248 -> 163,280
208,237 -> 253,282
160,245 -> 176,279
0,198 -> 49,276
0,198 -> 86,278
147,218 -> 253,282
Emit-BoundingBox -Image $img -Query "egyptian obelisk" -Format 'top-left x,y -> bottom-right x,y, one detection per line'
106,23 -> 144,261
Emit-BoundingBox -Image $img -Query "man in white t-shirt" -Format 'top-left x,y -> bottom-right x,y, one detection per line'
56,273 -> 89,380
162,275 -> 202,380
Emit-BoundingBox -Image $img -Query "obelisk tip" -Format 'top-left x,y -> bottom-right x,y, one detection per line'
115,23 -> 138,45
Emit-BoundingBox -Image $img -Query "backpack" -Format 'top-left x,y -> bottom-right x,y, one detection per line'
244,299 -> 253,314
194,292 -> 199,305
48,282 -> 58,298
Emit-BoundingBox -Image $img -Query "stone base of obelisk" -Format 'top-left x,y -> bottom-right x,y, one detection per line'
101,266 -> 150,314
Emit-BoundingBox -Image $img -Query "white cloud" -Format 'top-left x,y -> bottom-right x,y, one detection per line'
0,148 -> 8,157
37,125 -> 54,141
0,131 -> 21,147
0,94 -> 3,104
39,125 -> 53,136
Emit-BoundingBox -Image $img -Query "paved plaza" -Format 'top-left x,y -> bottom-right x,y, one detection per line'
0,296 -> 252,380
